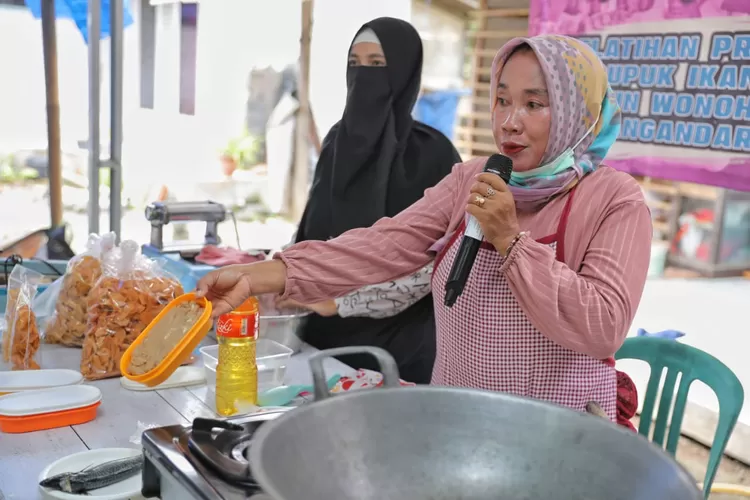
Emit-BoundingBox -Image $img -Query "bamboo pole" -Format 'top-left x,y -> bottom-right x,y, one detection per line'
41,0 -> 63,228
291,0 -> 314,221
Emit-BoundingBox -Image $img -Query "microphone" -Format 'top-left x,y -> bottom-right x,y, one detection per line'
444,154 -> 514,308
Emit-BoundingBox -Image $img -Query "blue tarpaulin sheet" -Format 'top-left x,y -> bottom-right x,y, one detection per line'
413,89 -> 470,141
24,0 -> 134,44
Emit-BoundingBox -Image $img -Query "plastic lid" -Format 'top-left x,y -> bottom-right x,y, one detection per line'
0,369 -> 83,393
120,292 -> 213,388
199,339 -> 292,368
234,296 -> 259,314
0,385 -> 102,417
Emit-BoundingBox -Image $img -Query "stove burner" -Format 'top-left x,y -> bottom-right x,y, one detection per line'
231,441 -> 251,464
187,417 -> 265,491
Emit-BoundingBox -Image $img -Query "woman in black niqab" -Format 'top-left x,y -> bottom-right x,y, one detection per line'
293,17 -> 461,384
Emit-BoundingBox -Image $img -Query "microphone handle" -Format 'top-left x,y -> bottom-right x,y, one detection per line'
443,163 -> 511,308
444,236 -> 482,307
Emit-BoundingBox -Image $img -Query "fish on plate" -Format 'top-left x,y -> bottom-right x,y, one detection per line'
39,455 -> 142,494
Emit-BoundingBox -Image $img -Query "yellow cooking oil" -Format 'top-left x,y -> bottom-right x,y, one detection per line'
214,297 -> 259,416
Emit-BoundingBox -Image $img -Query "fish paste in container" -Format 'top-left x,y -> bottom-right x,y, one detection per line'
119,293 -> 212,387
128,301 -> 204,375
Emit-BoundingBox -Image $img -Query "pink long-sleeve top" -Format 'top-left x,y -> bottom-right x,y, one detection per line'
277,157 -> 652,359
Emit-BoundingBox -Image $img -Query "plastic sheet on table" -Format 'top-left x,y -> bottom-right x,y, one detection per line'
129,420 -> 160,446
329,369 -> 416,394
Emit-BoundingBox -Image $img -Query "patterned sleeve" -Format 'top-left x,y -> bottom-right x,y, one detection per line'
335,262 -> 434,319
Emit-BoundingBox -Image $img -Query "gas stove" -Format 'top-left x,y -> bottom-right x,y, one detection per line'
140,411 -> 289,500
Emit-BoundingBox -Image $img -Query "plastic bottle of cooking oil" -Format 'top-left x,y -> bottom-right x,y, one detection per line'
215,297 -> 259,416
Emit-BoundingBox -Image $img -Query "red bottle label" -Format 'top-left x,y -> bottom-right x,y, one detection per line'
216,312 -> 258,339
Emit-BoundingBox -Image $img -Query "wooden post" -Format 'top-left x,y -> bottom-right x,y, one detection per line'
41,0 -> 63,228
291,0 -> 314,222
154,3 -> 182,113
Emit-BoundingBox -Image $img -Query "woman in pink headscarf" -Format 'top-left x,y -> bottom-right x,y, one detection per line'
196,35 -> 651,429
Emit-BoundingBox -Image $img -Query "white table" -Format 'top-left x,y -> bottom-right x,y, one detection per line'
0,342 -> 354,500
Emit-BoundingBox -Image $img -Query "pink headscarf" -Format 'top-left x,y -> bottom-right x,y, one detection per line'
490,35 -> 621,211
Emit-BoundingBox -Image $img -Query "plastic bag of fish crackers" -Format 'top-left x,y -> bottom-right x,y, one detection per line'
1,265 -> 44,370
46,232 -> 117,347
80,240 -> 184,380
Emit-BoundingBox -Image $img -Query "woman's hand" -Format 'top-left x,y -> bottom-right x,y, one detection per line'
195,266 -> 253,318
195,260 -> 287,318
466,173 -> 521,255
275,296 -> 338,317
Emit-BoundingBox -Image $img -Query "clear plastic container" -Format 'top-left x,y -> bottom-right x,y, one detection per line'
200,338 -> 292,393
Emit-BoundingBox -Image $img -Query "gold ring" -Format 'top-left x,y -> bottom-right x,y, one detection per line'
474,195 -> 486,207
486,187 -> 496,198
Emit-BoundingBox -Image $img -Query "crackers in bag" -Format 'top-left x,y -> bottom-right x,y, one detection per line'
2,266 -> 44,370
80,241 -> 183,380
46,233 -> 116,347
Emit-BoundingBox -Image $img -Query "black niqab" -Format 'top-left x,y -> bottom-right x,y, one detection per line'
297,17 -> 460,241
294,17 -> 461,383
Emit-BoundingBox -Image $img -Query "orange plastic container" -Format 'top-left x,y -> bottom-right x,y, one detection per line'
120,292 -> 212,387
0,401 -> 100,433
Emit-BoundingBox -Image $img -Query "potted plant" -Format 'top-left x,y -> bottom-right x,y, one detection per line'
235,134 -> 261,170
220,133 -> 262,177
220,137 -> 241,177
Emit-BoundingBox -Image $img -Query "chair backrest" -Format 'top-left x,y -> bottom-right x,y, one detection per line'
615,336 -> 744,497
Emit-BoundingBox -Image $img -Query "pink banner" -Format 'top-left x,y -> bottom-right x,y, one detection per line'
529,0 -> 750,191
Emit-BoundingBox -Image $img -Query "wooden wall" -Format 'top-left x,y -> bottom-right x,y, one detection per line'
454,0 -> 529,160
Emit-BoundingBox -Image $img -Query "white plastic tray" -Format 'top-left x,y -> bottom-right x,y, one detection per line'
0,385 -> 102,417
0,369 -> 83,393
120,366 -> 205,391
38,447 -> 144,500
200,338 -> 292,392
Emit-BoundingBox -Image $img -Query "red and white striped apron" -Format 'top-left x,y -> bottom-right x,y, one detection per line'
431,187 -> 628,423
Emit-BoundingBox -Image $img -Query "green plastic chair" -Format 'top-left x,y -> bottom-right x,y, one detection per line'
615,336 -> 744,498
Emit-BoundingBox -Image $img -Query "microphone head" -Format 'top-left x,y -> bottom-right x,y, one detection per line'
485,154 -> 514,183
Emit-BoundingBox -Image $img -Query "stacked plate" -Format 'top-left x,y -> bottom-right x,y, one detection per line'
0,368 -> 83,395
0,369 -> 100,433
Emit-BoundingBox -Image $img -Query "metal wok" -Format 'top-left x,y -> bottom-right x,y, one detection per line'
249,347 -> 701,500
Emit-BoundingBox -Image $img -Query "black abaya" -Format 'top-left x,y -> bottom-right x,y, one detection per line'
295,17 -> 461,383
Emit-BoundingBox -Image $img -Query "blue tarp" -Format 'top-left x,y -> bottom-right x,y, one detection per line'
24,0 -> 134,44
413,89 -> 470,141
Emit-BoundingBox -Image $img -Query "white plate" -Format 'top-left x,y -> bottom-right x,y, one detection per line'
0,369 -> 83,393
38,447 -> 144,500
120,366 -> 205,391
0,385 -> 101,417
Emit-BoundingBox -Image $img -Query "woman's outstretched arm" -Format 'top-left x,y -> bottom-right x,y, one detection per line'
198,158 -> 475,316
275,161 -> 467,304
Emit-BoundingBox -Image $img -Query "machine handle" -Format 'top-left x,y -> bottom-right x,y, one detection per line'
308,346 -> 401,401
